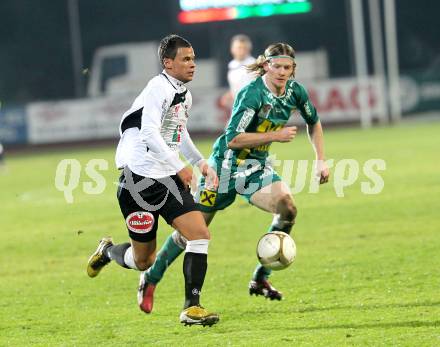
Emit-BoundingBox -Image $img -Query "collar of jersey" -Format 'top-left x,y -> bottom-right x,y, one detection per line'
262,75 -> 288,98
161,70 -> 185,88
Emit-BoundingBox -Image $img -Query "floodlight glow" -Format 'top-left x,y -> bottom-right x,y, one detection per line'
178,1 -> 312,24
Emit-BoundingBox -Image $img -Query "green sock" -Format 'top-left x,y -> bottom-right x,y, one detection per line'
253,224 -> 274,281
252,264 -> 272,281
146,233 -> 184,285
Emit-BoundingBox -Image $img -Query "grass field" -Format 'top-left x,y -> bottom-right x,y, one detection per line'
1,121 -> 440,346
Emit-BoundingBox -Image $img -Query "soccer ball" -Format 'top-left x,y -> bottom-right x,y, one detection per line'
256,231 -> 296,271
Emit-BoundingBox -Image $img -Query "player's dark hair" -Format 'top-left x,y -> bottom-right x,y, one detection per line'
158,34 -> 192,68
247,43 -> 296,77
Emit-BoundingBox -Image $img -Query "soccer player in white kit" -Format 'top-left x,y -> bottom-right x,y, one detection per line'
86,34 -> 219,326
220,34 -> 256,111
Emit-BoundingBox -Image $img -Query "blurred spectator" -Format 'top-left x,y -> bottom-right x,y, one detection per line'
220,34 -> 256,113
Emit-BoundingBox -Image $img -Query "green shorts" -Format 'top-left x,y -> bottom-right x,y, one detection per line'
195,157 -> 281,213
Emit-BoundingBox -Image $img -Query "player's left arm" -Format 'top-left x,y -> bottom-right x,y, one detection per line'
307,121 -> 329,184
180,128 -> 219,190
296,83 -> 330,184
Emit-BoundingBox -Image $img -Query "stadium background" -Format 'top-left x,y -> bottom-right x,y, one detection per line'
1,1 -> 439,346
0,0 -> 438,102
1,0 -> 440,146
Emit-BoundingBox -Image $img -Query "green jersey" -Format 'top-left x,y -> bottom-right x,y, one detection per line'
211,76 -> 319,168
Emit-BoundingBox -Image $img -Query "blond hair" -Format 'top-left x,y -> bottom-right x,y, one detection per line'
247,43 -> 296,76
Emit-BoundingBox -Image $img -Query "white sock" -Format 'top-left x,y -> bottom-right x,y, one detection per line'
185,239 -> 209,254
123,247 -> 139,270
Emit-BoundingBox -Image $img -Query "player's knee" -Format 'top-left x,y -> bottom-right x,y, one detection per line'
135,260 -> 149,271
188,225 -> 211,241
289,204 -> 298,223
133,261 -> 145,271
277,194 -> 297,222
134,254 -> 155,271
198,225 -> 211,240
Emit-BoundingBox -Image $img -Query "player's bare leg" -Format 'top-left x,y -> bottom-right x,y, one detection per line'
248,181 -> 297,300
87,233 -> 158,313
130,239 -> 157,270
87,236 -> 156,279
130,240 -> 158,313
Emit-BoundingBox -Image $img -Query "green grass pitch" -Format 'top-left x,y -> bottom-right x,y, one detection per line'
1,121 -> 439,346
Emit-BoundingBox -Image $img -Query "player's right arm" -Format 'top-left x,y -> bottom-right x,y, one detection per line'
225,87 -> 297,150
138,80 -> 186,173
227,127 -> 297,149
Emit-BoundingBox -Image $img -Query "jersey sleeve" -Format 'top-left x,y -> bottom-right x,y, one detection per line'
180,127 -> 204,166
138,80 -> 185,172
295,83 -> 319,126
225,85 -> 260,143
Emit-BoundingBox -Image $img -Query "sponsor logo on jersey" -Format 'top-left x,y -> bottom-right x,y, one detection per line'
236,108 -> 255,132
304,101 -> 312,116
126,211 -> 155,234
199,190 -> 217,207
257,104 -> 272,118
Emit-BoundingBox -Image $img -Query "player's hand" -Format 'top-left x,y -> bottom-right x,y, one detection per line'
219,91 -> 234,109
275,126 -> 297,143
198,160 -> 219,191
177,166 -> 194,191
315,160 -> 330,184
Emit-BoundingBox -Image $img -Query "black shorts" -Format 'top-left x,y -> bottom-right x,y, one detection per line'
117,167 -> 199,242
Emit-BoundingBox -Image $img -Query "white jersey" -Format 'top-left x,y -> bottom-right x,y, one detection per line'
115,70 -> 203,178
227,56 -> 256,97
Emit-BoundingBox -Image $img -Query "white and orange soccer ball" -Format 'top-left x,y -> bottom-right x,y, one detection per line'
257,231 -> 296,270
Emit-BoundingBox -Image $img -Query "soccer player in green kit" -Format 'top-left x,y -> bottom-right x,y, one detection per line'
138,42 -> 330,313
